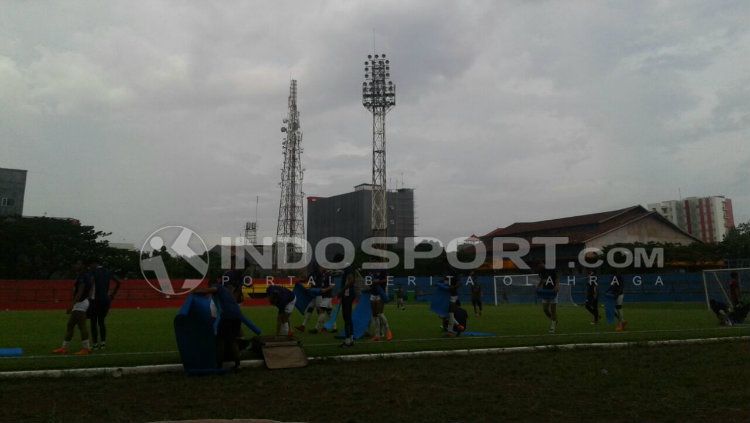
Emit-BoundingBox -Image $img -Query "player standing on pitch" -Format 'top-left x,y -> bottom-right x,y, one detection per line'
446,272 -> 464,336
53,260 -> 94,355
339,266 -> 357,347
729,271 -> 741,308
584,270 -> 599,324
536,261 -> 559,334
608,273 -> 627,331
314,269 -> 336,333
469,271 -> 482,317
88,258 -> 121,350
296,263 -> 321,333
369,270 -> 392,341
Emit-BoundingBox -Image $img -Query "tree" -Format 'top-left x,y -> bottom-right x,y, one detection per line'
0,216 -> 111,279
719,221 -> 750,260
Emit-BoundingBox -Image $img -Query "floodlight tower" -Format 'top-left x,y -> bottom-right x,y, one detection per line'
276,80 -> 304,253
244,195 -> 259,245
362,53 -> 396,237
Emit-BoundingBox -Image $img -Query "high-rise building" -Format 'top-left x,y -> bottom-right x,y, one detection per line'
0,167 -> 27,217
307,184 -> 414,260
648,196 -> 735,243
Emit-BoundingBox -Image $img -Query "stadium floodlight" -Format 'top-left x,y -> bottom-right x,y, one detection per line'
362,53 -> 396,237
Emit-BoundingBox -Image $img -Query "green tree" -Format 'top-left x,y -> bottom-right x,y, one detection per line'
0,216 -> 110,279
719,221 -> 750,260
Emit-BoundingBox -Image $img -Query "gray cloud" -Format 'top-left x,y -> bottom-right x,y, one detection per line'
1,0 -> 749,246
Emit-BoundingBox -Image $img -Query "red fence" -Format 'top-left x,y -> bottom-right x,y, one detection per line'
0,279 -> 276,311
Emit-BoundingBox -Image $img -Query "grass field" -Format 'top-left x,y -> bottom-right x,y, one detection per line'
2,302 -> 749,422
2,342 -> 749,422
1,302 -> 747,372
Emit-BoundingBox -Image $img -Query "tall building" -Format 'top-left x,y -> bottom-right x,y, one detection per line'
307,184 -> 414,260
648,196 -> 735,243
0,167 -> 27,217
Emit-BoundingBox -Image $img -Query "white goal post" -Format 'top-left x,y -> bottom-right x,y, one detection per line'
701,267 -> 750,310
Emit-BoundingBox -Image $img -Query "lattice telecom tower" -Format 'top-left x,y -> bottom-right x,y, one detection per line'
362,53 -> 396,237
276,80 -> 304,252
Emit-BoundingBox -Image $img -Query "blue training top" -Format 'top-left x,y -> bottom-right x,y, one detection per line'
91,266 -> 113,302
211,283 -> 242,320
267,285 -> 295,310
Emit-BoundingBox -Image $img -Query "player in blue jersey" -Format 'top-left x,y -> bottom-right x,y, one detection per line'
339,266 -> 357,347
584,270 -> 599,324
267,285 -> 296,336
87,258 -> 122,350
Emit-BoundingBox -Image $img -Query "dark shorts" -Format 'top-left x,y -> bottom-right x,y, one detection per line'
88,300 -> 111,319
217,318 -> 241,340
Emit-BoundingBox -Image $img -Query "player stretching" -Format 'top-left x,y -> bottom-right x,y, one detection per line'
608,274 -> 627,331
369,271 -> 392,341
267,285 -> 296,337
194,277 -> 245,369
584,270 -> 599,324
53,260 -> 93,355
537,263 -> 559,334
88,258 -> 121,350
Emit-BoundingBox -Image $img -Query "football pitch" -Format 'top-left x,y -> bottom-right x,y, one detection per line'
2,302 -> 750,423
1,302 -> 746,372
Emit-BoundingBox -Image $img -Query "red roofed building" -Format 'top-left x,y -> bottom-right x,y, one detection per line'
478,205 -> 700,269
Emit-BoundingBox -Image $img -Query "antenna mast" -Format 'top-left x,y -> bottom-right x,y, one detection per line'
276,80 -> 305,254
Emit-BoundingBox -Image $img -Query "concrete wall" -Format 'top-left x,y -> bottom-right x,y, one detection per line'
0,168 -> 27,216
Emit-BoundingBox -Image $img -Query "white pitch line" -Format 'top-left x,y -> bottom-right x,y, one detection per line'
2,325 -> 747,360
306,325 -> 749,348
1,335 -> 748,379
2,350 -> 179,360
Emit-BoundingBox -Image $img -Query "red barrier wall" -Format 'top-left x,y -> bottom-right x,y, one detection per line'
0,279 -> 283,310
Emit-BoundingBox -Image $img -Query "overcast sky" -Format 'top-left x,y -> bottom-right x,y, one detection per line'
2,1 -> 749,248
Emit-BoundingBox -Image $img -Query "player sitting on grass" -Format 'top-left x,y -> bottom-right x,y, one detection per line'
584,270 -> 599,324
710,297 -> 750,326
369,270 -> 392,341
53,259 -> 94,355
267,284 -> 296,337
536,261 -> 559,334
709,299 -> 734,326
608,274 -> 627,331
